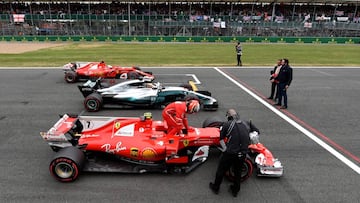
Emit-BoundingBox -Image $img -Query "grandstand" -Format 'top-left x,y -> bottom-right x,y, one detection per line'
0,1 -> 359,37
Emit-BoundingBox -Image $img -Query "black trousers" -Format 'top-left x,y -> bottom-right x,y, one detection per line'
277,82 -> 288,107
237,55 -> 242,66
213,152 -> 244,193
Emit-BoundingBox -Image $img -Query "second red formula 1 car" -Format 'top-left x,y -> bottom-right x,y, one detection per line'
63,61 -> 154,83
40,114 -> 283,182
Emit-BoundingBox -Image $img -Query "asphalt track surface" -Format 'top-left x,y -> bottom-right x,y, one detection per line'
0,66 -> 359,203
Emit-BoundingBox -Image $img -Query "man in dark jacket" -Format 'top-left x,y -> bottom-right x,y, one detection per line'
274,58 -> 293,109
209,109 -> 259,197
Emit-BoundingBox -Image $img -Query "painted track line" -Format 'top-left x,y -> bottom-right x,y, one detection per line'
214,67 -> 360,175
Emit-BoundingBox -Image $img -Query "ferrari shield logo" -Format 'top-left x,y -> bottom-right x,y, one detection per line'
114,122 -> 121,129
183,140 -> 189,147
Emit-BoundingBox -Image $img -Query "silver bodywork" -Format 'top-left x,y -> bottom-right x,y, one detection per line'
91,79 -> 218,109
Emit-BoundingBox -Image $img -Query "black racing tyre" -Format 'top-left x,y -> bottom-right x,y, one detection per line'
128,71 -> 139,79
49,147 -> 85,182
226,157 -> 254,183
64,71 -> 77,83
202,116 -> 224,128
84,93 -> 103,112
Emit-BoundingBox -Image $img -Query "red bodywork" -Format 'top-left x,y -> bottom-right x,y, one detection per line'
63,62 -> 154,81
41,115 -> 283,182
41,114 -> 220,164
249,143 -> 275,166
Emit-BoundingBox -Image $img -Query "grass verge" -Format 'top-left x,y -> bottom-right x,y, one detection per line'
0,43 -> 359,67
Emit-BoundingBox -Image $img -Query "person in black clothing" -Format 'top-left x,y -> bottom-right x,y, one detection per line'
209,109 -> 260,197
235,42 -> 242,66
274,58 -> 293,109
268,59 -> 282,100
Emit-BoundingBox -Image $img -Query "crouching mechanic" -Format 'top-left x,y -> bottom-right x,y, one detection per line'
209,109 -> 260,197
162,100 -> 200,136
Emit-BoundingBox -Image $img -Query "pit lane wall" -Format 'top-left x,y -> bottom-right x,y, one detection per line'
1,36 -> 359,44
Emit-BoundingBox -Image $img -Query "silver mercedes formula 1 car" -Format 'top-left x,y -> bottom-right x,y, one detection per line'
78,79 -> 219,112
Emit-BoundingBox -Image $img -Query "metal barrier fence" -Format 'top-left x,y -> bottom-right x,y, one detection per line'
1,35 -> 359,44
1,14 -> 360,37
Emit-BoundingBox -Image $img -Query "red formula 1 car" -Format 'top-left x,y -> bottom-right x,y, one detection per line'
63,61 -> 154,83
40,114 -> 283,182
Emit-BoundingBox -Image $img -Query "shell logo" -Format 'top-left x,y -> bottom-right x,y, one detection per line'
142,148 -> 157,159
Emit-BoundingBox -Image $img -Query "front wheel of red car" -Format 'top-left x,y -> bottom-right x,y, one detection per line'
64,71 -> 77,83
127,71 -> 139,79
84,93 -> 103,112
49,147 -> 85,182
202,116 -> 224,128
226,158 -> 254,182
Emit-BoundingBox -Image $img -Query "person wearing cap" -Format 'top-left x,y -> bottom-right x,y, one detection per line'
209,109 -> 259,197
162,100 -> 200,136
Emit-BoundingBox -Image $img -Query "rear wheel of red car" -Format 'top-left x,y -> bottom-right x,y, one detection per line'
64,71 -> 77,83
49,147 -> 85,182
226,158 -> 254,182
84,93 -> 103,112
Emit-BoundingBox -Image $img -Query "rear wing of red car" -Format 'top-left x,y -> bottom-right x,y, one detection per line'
40,114 -> 82,150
